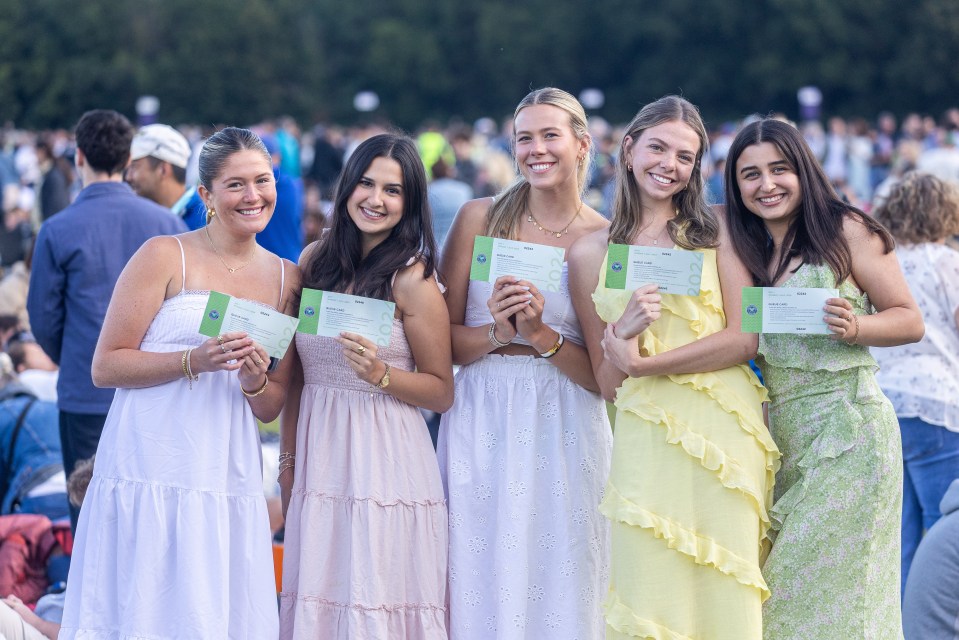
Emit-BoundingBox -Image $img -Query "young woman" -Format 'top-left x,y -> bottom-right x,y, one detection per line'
724,118 -> 924,639
569,96 -> 778,640
59,127 -> 299,638
871,171 -> 959,593
438,87 -> 612,639
279,133 -> 453,639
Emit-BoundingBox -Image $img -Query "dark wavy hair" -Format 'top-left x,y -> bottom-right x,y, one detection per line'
302,133 -> 437,301
74,110 -> 134,175
724,118 -> 893,287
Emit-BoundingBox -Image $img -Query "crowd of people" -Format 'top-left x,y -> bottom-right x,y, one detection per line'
0,92 -> 955,640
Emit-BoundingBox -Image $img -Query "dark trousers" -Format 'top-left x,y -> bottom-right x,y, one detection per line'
59,410 -> 107,533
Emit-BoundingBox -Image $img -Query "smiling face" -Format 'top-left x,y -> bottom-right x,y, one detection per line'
513,103 -> 588,191
346,155 -> 405,254
200,149 -> 276,233
125,156 -> 163,201
735,141 -> 802,232
624,120 -> 700,203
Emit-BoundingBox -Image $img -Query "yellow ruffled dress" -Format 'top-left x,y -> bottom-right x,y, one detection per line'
592,249 -> 780,640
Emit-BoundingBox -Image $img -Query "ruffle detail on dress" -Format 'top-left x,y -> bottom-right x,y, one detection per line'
768,370 -> 879,536
298,491 -> 446,508
600,483 -> 770,597
616,397 -> 772,529
603,590 -> 695,640
664,371 -> 778,457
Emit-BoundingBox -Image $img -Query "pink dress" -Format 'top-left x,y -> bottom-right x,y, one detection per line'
280,319 -> 449,639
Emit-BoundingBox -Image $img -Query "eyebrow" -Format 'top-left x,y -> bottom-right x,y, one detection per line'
647,137 -> 696,154
361,175 -> 403,189
738,159 -> 789,175
515,126 -> 562,136
223,172 -> 273,182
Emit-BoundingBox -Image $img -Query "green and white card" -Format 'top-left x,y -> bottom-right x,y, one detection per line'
297,288 -> 395,346
741,287 -> 839,334
469,236 -> 565,292
605,244 -> 704,296
198,291 -> 299,359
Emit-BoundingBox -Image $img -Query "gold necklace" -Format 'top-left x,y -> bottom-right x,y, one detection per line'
205,225 -> 256,274
637,209 -> 678,245
527,201 -> 584,238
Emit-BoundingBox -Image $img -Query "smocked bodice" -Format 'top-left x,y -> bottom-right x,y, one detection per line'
140,290 -> 279,353
464,262 -> 585,346
296,318 -> 414,394
758,262 -> 878,388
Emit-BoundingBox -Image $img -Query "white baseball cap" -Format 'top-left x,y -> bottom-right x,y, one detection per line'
130,124 -> 191,169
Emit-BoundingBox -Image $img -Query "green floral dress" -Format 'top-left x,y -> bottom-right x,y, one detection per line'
758,262 -> 903,639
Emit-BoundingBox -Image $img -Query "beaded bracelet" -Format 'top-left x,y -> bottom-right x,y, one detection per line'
240,375 -> 269,398
843,314 -> 861,345
488,323 -> 511,349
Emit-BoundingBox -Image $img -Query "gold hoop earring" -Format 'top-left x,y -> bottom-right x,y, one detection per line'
626,164 -> 633,172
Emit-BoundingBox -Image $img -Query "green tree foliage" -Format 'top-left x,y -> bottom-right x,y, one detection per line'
0,0 -> 956,129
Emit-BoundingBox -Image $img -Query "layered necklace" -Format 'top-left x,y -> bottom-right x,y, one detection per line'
205,225 -> 257,274
527,200 -> 584,238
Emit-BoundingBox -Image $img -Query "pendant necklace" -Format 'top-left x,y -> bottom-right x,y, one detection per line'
205,225 -> 256,274
527,201 -> 584,238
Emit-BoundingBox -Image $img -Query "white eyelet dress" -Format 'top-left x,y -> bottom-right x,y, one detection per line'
438,262 -> 612,639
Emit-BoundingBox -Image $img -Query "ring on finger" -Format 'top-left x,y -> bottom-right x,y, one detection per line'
220,344 -> 227,354
254,356 -> 263,365
356,345 -> 366,355
216,335 -> 224,345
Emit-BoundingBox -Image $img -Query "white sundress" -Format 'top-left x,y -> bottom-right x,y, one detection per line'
58,238 -> 281,640
437,262 -> 612,639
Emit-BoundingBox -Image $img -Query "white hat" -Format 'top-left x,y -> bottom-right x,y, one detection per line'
130,124 -> 191,169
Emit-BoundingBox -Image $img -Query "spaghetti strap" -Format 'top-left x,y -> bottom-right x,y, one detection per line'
173,236 -> 186,293
277,255 -> 285,309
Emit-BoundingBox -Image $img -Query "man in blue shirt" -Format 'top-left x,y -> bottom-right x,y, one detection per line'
126,123 -> 206,230
26,110 -> 186,532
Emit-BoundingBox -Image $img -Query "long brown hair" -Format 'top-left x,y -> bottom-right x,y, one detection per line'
608,96 -> 718,249
486,88 -> 593,239
873,171 -> 959,244
724,118 -> 894,287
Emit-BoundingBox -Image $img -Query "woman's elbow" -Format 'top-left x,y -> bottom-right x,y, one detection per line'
741,333 -> 759,362
429,383 -> 455,414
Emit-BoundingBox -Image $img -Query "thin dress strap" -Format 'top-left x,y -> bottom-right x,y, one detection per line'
173,236 -> 186,293
277,255 -> 285,309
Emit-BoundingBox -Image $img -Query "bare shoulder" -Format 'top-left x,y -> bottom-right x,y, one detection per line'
451,197 -> 494,236
297,240 -> 321,269
841,211 -> 884,250
393,260 -> 444,310
134,234 -> 186,267
568,226 -> 610,267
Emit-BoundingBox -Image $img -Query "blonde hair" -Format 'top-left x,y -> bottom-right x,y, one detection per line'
873,171 -> 959,244
486,88 -> 594,239
608,96 -> 718,249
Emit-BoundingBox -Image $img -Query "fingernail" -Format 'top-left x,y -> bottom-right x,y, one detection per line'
520,286 -> 530,291
525,294 -> 533,299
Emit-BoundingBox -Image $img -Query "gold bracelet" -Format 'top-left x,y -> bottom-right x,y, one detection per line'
241,375 -> 269,398
539,333 -> 565,359
277,462 -> 295,482
843,313 -> 861,345
181,348 -> 198,389
278,452 -> 296,463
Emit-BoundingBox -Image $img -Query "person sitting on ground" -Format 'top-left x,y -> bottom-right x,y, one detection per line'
0,456 -> 94,640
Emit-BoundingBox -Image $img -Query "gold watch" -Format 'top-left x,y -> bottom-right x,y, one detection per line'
376,363 -> 392,389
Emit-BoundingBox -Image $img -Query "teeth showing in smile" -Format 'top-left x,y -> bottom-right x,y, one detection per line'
529,163 -> 554,173
362,207 -> 385,219
238,207 -> 263,216
759,195 -> 785,204
650,173 -> 674,185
